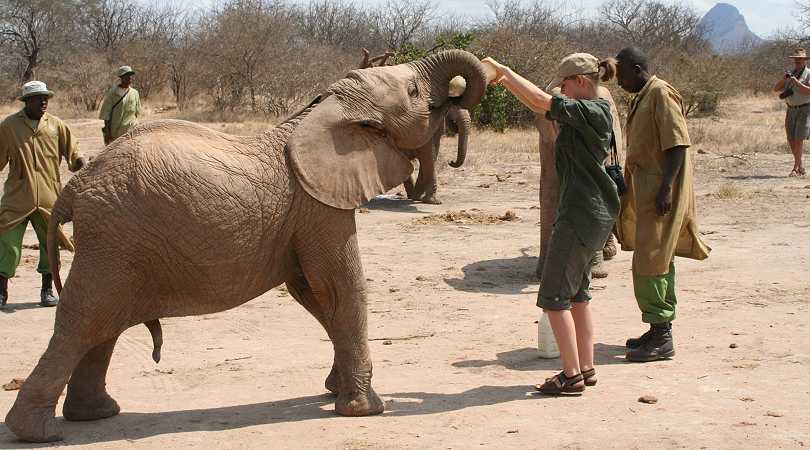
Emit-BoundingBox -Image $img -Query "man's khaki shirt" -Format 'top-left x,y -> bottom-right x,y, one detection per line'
0,110 -> 84,248
99,86 -> 141,141
617,76 -> 711,276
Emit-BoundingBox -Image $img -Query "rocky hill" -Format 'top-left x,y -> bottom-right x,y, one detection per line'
699,3 -> 762,53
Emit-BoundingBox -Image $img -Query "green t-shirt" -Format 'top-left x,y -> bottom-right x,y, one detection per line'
546,95 -> 620,251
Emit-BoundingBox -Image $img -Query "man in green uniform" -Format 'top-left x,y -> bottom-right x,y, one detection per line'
99,65 -> 141,145
0,81 -> 87,308
615,48 -> 711,362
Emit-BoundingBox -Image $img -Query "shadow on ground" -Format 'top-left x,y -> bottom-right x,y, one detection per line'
363,195 -> 425,213
0,385 -> 543,447
444,248 -> 538,295
451,344 -> 628,371
0,302 -> 42,313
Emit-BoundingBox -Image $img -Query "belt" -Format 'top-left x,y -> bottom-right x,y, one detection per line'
788,103 -> 810,109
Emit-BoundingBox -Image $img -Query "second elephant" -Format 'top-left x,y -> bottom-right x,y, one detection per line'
403,104 -> 471,204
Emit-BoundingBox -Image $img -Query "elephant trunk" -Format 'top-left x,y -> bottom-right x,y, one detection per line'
447,107 -> 471,168
411,50 -> 487,111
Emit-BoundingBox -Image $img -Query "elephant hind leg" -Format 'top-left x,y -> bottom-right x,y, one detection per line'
285,270 -> 339,395
5,330 -> 92,442
63,335 -> 121,421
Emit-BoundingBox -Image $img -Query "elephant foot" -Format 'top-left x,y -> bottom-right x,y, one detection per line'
63,391 -> 120,421
592,262 -> 608,279
325,366 -> 339,395
420,195 -> 442,205
5,401 -> 63,443
335,385 -> 384,417
603,235 -> 618,260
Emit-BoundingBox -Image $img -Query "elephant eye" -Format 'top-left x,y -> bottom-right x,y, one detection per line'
408,81 -> 419,98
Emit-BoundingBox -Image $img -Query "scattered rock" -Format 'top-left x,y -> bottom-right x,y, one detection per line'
495,174 -> 511,182
697,149 -> 707,154
2,378 -> 25,391
415,275 -> 427,281
506,429 -> 519,434
734,421 -> 757,427
517,181 -> 527,185
500,210 -> 519,221
739,397 -> 755,402
766,410 -> 784,418
478,183 -> 491,188
357,208 -> 370,214
389,287 -> 399,293
382,340 -> 393,345
638,395 -> 658,404
729,343 -> 738,348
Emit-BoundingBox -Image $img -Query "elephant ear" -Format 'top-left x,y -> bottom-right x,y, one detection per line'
287,94 -> 414,210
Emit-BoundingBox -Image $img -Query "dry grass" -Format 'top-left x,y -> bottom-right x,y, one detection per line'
690,94 -> 787,156
710,183 -> 751,200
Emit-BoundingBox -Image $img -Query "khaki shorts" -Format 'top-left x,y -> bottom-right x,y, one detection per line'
537,221 -> 596,311
786,104 -> 810,141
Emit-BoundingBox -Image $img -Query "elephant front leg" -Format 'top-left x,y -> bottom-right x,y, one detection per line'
292,211 -> 384,417
63,335 -> 121,421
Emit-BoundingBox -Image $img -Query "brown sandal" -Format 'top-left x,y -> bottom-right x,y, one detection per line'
582,368 -> 597,386
534,371 -> 585,394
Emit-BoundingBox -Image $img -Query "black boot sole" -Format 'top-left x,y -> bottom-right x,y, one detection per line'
626,349 -> 675,362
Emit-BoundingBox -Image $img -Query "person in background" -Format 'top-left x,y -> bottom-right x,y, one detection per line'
614,47 -> 711,362
773,48 -> 810,177
0,81 -> 87,309
100,65 -> 141,145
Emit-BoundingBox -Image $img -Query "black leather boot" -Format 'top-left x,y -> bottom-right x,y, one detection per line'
626,324 -> 655,349
0,275 -> 7,309
626,323 -> 674,362
40,273 -> 58,307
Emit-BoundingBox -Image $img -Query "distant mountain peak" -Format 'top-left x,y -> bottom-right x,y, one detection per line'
700,3 -> 762,53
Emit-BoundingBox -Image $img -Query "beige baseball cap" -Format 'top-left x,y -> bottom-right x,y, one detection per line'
547,53 -> 599,90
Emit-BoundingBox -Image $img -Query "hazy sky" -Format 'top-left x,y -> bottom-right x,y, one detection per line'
172,0 -> 802,38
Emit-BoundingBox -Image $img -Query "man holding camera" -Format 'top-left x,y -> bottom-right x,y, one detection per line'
774,48 -> 810,177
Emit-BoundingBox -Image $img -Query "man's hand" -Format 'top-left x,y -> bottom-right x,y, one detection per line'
656,183 -> 673,216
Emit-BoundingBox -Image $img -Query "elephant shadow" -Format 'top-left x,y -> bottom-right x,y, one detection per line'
0,386 -> 546,447
451,344 -> 629,371
362,195 -> 426,213
444,248 -> 538,295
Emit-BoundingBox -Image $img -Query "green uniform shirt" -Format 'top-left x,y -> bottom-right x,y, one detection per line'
99,86 -> 141,140
546,95 -> 619,251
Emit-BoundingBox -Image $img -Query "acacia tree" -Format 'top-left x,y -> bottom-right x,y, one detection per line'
0,0 -> 75,82
599,0 -> 706,55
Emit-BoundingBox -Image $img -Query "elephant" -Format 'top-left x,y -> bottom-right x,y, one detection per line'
358,49 -> 471,204
4,49 -> 488,443
535,85 -> 625,279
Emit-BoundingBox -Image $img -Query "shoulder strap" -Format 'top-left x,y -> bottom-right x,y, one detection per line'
110,88 -> 130,113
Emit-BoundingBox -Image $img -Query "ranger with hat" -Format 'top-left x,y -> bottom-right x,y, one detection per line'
773,48 -> 810,177
0,81 -> 88,309
99,65 -> 141,145
483,53 -> 620,394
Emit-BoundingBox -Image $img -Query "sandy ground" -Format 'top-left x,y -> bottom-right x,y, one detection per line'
1,100 -> 809,449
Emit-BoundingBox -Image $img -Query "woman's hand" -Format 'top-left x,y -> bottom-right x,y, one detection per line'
481,57 -> 506,84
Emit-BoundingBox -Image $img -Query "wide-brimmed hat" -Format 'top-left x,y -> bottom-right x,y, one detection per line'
115,65 -> 136,77
17,81 -> 54,101
547,53 -> 600,89
789,48 -> 808,59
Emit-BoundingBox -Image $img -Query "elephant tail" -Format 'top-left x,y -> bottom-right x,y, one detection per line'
47,185 -> 77,294
144,319 -> 163,363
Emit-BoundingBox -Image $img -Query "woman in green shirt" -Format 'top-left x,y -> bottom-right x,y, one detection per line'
483,53 -> 620,394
